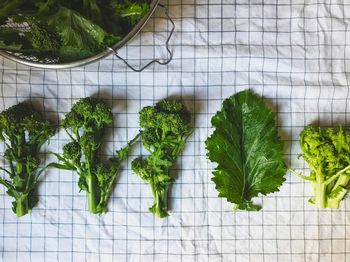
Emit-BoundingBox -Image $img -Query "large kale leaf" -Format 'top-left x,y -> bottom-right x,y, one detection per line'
205,90 -> 286,211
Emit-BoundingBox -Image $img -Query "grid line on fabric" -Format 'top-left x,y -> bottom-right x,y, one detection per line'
288,1 -> 293,261
275,1 -> 279,261
233,2 -> 238,261
193,0 -> 197,260
342,3 -> 350,262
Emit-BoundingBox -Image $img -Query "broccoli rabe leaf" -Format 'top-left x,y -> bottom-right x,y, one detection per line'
48,7 -> 106,53
205,90 -> 286,211
296,125 -> 350,209
131,99 -> 193,218
0,102 -> 55,217
120,3 -> 150,24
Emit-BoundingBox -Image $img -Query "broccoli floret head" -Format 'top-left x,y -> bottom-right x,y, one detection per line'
155,99 -> 187,114
0,102 -> 36,131
63,141 -> 81,164
300,125 -> 343,173
0,102 -> 55,147
139,106 -> 156,128
92,101 -> 113,128
26,118 -> 56,148
61,110 -> 83,130
73,97 -> 94,115
300,126 -> 325,152
298,125 -> 350,209
62,97 -> 112,131
139,99 -> 191,136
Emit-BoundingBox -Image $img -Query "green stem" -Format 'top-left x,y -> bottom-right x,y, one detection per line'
64,128 -> 76,142
95,134 -> 141,213
327,185 -> 348,209
289,168 -> 315,181
149,181 -> 169,218
97,193 -> 108,214
86,175 -> 98,214
324,165 -> 350,186
15,160 -> 23,177
233,201 -> 261,211
333,174 -> 350,189
97,170 -> 120,213
15,196 -> 29,217
326,173 -> 350,209
313,181 -> 327,208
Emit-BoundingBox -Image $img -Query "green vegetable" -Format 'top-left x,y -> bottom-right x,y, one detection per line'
51,97 -> 138,214
0,102 -> 55,217
295,125 -> 350,209
205,90 -> 286,211
28,19 -> 61,51
0,0 -> 151,62
120,2 -> 150,24
48,7 -> 116,54
132,99 -> 193,218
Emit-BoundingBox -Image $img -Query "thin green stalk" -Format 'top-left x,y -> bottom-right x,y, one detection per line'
86,174 -> 98,214
289,168 -> 315,181
96,133 -> 141,213
324,165 -> 350,186
333,174 -> 350,190
313,181 -> 327,209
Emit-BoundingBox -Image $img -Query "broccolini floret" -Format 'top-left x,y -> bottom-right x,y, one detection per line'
0,102 -> 55,217
52,97 -> 138,214
132,99 -> 193,218
296,125 -> 350,208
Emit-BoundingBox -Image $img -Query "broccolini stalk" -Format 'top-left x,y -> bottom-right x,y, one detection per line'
0,102 -> 55,217
51,97 -> 138,214
296,125 -> 350,209
132,99 -> 193,218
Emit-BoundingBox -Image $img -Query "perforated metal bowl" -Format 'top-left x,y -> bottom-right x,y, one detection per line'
0,0 -> 159,69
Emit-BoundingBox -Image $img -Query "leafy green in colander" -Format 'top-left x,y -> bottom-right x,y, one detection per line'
0,0 -> 151,62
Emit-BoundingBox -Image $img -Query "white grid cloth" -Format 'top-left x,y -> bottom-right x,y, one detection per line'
1,0 -> 350,261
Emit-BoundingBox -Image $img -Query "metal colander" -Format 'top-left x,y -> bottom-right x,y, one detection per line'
0,0 -> 173,70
